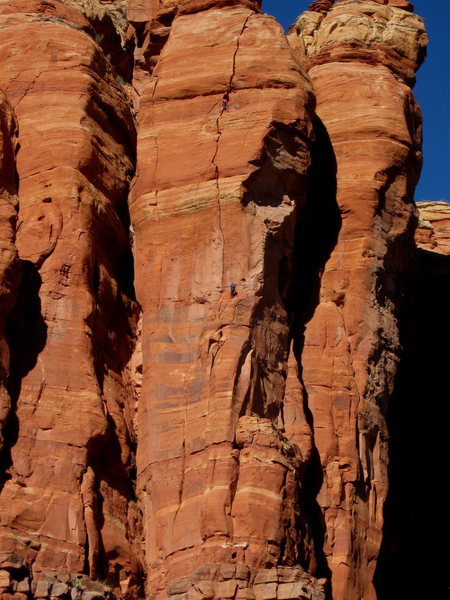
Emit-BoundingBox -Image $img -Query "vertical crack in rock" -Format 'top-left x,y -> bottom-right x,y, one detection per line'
229,14 -> 252,90
210,14 -> 252,288
211,116 -> 225,286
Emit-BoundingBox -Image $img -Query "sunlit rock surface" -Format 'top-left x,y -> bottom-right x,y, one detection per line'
0,1 -> 440,599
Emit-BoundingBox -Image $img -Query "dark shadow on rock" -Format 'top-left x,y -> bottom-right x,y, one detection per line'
289,116 -> 341,596
374,248 -> 450,599
237,114 -> 315,420
83,198 -> 142,583
0,260 -> 47,490
288,116 -> 341,325
235,114 -> 340,596
241,120 -> 311,209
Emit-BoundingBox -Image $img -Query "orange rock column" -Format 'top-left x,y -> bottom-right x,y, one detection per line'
130,2 -> 326,598
0,1 -> 141,593
290,2 -> 427,599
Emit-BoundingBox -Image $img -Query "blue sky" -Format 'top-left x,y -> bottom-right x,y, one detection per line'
263,1 -> 450,203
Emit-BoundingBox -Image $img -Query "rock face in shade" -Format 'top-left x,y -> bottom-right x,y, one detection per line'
0,1 -> 142,595
0,92 -> 19,454
0,0 -> 436,599
130,2 -> 327,598
288,2 -> 427,599
375,200 -> 450,600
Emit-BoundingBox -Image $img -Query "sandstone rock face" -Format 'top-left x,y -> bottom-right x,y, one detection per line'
0,0 -> 432,599
372,0 -> 413,10
415,201 -> 450,254
0,1 -> 142,595
307,1 -> 334,15
374,200 -> 450,599
130,2 -> 326,597
289,2 -> 426,599
295,0 -> 426,83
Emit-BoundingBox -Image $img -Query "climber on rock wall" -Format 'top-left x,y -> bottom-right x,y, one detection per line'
221,95 -> 229,112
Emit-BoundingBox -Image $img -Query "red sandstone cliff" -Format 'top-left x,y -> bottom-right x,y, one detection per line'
0,1 -> 443,599
130,3 -> 324,598
0,0 -> 142,593
288,3 -> 427,598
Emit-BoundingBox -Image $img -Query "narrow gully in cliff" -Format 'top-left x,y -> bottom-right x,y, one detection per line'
287,116 -> 341,589
2,261 -> 47,491
229,110 -> 341,588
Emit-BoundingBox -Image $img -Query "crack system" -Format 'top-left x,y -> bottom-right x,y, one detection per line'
210,14 -> 252,290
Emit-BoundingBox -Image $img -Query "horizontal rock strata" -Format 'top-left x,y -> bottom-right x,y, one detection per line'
0,1 -> 142,596
415,200 -> 450,253
130,1 -> 327,598
289,2 -> 427,599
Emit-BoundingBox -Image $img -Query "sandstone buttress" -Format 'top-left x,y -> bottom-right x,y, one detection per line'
289,2 -> 426,598
0,1 -> 442,599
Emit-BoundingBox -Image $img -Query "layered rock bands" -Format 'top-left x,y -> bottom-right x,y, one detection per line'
0,1 -> 442,600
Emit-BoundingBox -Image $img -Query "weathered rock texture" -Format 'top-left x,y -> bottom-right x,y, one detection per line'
415,200 -> 450,253
0,0 -> 438,599
0,1 -> 142,596
130,3 -> 325,597
289,2 -> 427,599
